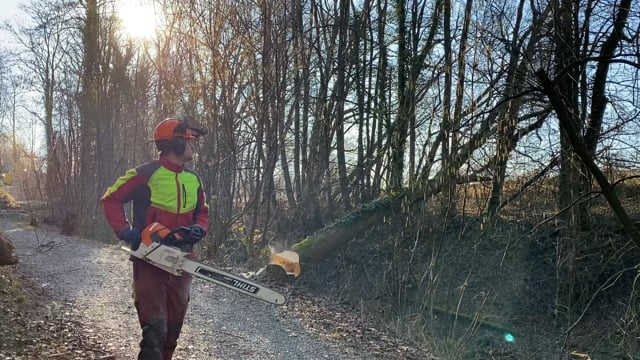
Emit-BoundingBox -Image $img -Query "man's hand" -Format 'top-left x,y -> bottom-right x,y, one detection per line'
186,225 -> 206,243
121,228 -> 142,251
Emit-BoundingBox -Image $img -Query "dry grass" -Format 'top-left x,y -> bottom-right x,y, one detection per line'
299,171 -> 640,359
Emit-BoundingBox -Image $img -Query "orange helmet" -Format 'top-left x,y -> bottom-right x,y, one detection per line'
153,118 -> 198,141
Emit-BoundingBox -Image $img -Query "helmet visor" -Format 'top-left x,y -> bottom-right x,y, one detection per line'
176,129 -> 198,140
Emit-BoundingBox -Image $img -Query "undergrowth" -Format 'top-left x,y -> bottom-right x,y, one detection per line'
0,187 -> 18,210
295,177 -> 640,359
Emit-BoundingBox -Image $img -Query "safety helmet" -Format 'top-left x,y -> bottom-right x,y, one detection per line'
153,116 -> 207,155
153,118 -> 197,141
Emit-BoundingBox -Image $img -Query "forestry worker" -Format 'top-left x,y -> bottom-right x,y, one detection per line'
101,116 -> 209,360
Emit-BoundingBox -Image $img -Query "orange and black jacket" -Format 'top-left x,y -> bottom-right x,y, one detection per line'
102,156 -> 209,239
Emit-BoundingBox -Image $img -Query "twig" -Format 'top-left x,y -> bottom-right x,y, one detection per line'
72,326 -> 85,347
611,174 -> 640,187
70,323 -> 115,358
38,241 -> 58,252
564,264 -> 639,335
499,155 -> 560,210
531,191 -> 601,233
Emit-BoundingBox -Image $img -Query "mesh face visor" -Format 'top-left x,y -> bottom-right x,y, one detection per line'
179,115 -> 208,138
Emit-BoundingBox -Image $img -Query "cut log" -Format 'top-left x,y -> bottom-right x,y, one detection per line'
0,231 -> 18,266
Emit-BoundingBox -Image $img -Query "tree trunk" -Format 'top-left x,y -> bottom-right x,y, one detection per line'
536,69 -> 640,250
389,0 -> 408,191
486,0 -> 529,221
370,0 -> 389,198
334,0 -> 352,211
286,198 -> 393,266
77,0 -> 100,234
584,0 -> 631,156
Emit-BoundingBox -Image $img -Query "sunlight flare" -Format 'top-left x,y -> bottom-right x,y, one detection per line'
117,1 -> 158,39
504,333 -> 515,343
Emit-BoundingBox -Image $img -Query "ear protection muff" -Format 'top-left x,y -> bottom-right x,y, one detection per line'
155,139 -> 170,153
173,120 -> 188,136
170,137 -> 187,156
171,118 -> 191,155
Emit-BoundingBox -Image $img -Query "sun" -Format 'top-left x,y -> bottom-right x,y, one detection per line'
117,1 -> 158,39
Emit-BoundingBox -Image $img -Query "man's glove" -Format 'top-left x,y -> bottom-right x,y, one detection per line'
121,228 -> 142,251
186,225 -> 206,243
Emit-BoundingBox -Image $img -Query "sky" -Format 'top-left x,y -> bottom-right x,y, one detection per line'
1,1 -> 39,153
0,0 -> 26,44
0,0 -> 156,155
1,0 -> 23,22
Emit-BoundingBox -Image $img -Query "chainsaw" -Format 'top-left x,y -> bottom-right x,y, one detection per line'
124,222 -> 286,305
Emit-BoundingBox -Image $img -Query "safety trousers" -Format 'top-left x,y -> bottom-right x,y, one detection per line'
132,259 -> 192,360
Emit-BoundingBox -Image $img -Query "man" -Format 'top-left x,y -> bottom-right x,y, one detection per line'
102,116 -> 209,360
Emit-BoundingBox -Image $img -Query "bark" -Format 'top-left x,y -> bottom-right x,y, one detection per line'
584,0 -> 631,156
287,198 -> 394,265
440,0 -> 455,205
334,0 -> 352,210
78,0 -> 100,234
292,0 -> 304,203
389,0 -> 408,190
554,0 -> 590,236
347,0 -> 370,202
370,0 -> 389,198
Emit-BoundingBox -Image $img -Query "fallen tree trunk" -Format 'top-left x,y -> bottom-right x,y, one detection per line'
291,197 -> 392,264
267,199 -> 393,278
268,177 -> 447,278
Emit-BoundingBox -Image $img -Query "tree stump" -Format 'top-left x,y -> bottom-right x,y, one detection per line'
0,231 -> 18,266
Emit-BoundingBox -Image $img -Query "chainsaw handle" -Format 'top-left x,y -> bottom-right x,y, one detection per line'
158,226 -> 200,247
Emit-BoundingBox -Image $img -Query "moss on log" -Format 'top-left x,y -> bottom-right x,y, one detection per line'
269,177 -> 446,277
289,198 -> 394,264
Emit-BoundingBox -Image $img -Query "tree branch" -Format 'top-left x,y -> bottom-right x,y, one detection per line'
535,69 -> 640,249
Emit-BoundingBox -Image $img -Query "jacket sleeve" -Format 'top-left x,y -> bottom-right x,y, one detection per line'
195,180 -> 210,233
101,168 -> 147,239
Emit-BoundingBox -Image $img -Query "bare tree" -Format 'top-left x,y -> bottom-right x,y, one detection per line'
535,0 -> 638,320
7,0 -> 77,199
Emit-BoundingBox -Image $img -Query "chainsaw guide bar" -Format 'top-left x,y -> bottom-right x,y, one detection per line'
123,241 -> 286,305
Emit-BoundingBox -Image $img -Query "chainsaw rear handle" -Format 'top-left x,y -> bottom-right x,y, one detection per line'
159,226 -> 201,248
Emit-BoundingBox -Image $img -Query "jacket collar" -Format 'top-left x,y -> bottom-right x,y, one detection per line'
160,155 -> 184,173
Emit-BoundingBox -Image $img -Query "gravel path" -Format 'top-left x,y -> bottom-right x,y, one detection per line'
0,216 -> 366,360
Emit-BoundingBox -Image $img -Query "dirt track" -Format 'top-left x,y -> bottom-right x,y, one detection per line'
0,214 -> 367,359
